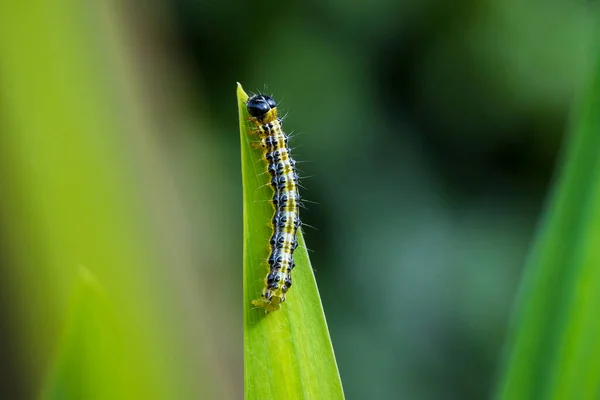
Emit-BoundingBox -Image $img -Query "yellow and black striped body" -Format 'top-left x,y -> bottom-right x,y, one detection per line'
247,94 -> 300,312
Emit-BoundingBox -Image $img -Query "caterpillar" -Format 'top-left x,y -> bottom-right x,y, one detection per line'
246,94 -> 300,313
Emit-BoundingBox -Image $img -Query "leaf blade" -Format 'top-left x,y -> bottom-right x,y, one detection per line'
239,83 -> 344,400
496,47 -> 600,399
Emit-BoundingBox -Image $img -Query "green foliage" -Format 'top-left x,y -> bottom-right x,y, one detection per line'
42,268 -> 142,399
239,84 -> 344,400
0,3 -> 208,398
496,47 -> 600,399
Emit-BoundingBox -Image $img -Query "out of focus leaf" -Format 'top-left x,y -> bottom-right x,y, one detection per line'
42,268 -> 138,399
0,2 -> 210,398
496,45 -> 600,399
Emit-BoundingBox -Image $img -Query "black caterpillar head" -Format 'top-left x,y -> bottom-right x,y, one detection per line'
246,94 -> 277,118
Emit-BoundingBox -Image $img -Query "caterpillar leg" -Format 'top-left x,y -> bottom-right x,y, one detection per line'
252,292 -> 284,313
250,137 -> 270,150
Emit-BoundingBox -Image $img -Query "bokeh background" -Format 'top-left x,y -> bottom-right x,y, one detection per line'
1,1 -> 598,399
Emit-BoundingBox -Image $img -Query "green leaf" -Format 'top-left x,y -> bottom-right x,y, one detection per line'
239,83 -> 345,399
42,268 -> 139,399
0,3 -> 211,398
496,49 -> 600,398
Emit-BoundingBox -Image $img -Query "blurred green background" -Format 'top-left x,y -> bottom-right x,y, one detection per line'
0,1 -> 598,399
